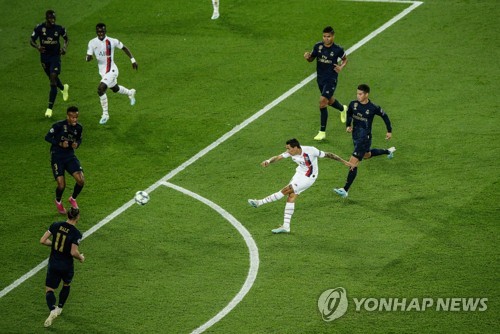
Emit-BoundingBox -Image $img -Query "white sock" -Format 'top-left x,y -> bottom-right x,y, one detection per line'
117,85 -> 131,96
99,94 -> 108,115
260,191 -> 284,205
212,0 -> 219,11
283,202 -> 294,230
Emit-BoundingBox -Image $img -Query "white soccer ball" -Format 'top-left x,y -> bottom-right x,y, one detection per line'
134,191 -> 150,205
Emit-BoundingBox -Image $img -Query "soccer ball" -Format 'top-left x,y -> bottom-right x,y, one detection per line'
134,191 -> 150,205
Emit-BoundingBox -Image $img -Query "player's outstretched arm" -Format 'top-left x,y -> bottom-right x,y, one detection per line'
122,46 -> 138,70
324,152 -> 351,167
261,155 -> 283,167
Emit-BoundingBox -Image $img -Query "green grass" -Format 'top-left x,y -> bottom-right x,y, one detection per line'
0,0 -> 498,333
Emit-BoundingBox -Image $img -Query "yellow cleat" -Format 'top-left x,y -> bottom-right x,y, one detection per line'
45,108 -> 53,118
313,131 -> 326,141
62,84 -> 69,101
340,105 -> 347,123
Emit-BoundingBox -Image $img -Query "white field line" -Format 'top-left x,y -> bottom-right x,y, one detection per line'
160,182 -> 259,334
0,4 -> 423,332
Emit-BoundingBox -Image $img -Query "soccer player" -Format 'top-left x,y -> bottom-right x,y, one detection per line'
211,0 -> 220,19
44,106 -> 85,214
30,10 -> 70,118
86,23 -> 138,124
333,84 -> 396,198
40,207 -> 85,328
248,138 -> 351,234
304,26 -> 348,141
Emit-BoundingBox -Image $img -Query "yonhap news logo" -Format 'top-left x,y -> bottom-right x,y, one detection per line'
318,287 -> 488,322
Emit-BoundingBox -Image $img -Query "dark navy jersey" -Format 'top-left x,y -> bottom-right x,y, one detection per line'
45,120 -> 83,156
31,22 -> 67,57
347,100 -> 392,140
47,221 -> 82,267
311,42 -> 345,83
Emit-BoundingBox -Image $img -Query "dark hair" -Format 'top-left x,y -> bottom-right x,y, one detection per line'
45,10 -> 56,19
67,106 -> 79,113
68,207 -> 80,219
357,84 -> 370,93
286,138 -> 301,148
96,23 -> 106,30
323,26 -> 334,34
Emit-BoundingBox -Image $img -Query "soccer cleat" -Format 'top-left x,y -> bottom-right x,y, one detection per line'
272,226 -> 290,234
387,147 -> 396,159
55,200 -> 67,215
45,108 -> 53,118
62,84 -> 69,101
248,199 -> 259,208
54,307 -> 63,316
340,105 -> 347,123
211,11 -> 220,20
129,89 -> 136,106
313,131 -> 326,141
44,309 -> 58,328
68,196 -> 78,209
99,115 -> 109,124
333,188 -> 348,198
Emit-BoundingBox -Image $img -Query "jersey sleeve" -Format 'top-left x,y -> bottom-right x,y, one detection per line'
281,152 -> 290,159
310,42 -> 320,57
376,105 -> 392,132
31,25 -> 40,42
86,40 -> 93,56
113,38 -> 124,50
44,123 -> 60,146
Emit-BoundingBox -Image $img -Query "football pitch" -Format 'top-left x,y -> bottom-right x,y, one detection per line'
0,0 -> 498,333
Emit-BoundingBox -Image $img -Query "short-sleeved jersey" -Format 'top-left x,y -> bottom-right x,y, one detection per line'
281,146 -> 325,177
347,100 -> 392,140
87,36 -> 124,76
310,42 -> 346,83
45,120 -> 83,157
47,221 -> 82,267
31,23 -> 67,57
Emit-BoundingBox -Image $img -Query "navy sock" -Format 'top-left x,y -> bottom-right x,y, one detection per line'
48,86 -> 57,109
46,291 -> 56,311
370,148 -> 389,157
72,183 -> 84,199
56,78 -> 64,91
344,167 -> 358,192
58,285 -> 70,308
56,188 -> 64,202
320,108 -> 328,131
331,99 -> 343,111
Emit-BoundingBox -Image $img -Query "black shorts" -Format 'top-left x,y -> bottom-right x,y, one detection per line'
317,79 -> 338,100
46,262 -> 74,289
352,136 -> 371,161
41,55 -> 62,76
51,154 -> 83,179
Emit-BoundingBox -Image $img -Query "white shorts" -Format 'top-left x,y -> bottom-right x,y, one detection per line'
100,68 -> 119,88
289,172 -> 317,195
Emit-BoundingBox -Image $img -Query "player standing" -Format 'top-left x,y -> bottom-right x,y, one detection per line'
86,23 -> 138,124
248,138 -> 350,234
44,106 -> 85,214
333,84 -> 396,198
30,10 -> 70,118
304,26 -> 348,141
40,207 -> 85,327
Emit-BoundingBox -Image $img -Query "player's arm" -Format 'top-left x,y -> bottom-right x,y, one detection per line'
378,108 -> 393,140
334,53 -> 348,73
30,27 -> 45,53
60,28 -> 69,55
261,154 -> 283,167
122,45 -> 138,70
71,244 -> 85,263
324,152 -> 352,167
40,231 -> 52,247
72,127 -> 82,149
346,104 -> 353,133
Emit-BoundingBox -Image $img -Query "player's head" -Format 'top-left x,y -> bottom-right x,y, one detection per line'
96,23 -> 107,40
66,106 -> 79,126
67,207 -> 80,221
357,84 -> 370,103
45,10 -> 56,26
322,26 -> 335,46
285,138 -> 302,155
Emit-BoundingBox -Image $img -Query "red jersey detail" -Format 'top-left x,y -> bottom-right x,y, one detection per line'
105,39 -> 111,73
303,153 -> 313,177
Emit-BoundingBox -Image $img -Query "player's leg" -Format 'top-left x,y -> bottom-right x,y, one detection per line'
57,267 -> 74,314
211,0 -> 220,19
248,184 -> 291,208
44,268 -> 61,327
52,159 -> 67,214
110,80 -> 136,106
98,81 -> 110,124
334,140 -> 365,197
328,96 -> 347,123
367,147 -> 396,159
68,160 -> 84,208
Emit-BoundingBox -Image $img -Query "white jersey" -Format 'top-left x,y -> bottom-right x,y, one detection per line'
87,36 -> 124,76
281,146 -> 325,178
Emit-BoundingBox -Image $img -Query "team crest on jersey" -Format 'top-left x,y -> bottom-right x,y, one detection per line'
365,110 -> 370,115
54,31 -> 59,37
42,27 -> 46,33
330,52 -> 334,57
354,102 -> 358,109
319,45 -> 323,51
